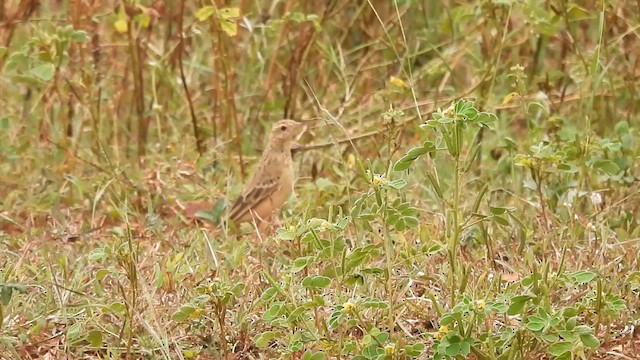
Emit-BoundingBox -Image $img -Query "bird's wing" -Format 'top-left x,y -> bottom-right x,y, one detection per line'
228,159 -> 283,222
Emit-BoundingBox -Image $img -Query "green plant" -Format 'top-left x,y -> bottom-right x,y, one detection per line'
172,279 -> 245,358
395,99 -> 497,306
4,25 -> 89,84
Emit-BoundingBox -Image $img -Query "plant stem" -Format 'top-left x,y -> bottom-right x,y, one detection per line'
450,153 -> 461,308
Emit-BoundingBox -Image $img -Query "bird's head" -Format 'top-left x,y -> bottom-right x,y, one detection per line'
267,119 -> 306,151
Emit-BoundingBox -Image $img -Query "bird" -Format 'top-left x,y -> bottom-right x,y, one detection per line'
227,119 -> 307,225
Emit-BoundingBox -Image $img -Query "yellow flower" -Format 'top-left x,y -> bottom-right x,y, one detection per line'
371,174 -> 384,186
343,302 -> 354,313
347,153 -> 356,169
189,308 -> 204,319
476,300 -> 486,310
114,19 -> 128,33
502,92 -> 519,105
388,76 -> 407,89
435,325 -> 449,340
384,344 -> 395,355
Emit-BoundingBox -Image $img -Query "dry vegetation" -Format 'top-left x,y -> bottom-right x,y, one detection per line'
1,0 -> 640,359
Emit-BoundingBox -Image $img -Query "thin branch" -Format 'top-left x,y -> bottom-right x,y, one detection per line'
178,0 -> 204,155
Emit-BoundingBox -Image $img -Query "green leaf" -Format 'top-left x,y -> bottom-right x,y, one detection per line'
303,351 -> 326,360
393,141 -> 434,171
406,343 -> 425,356
592,160 -> 620,175
363,298 -> 389,309
109,302 -> 127,314
288,339 -> 303,352
336,217 -> 350,229
87,330 -> 103,347
471,184 -> 488,214
525,317 -> 546,332
437,116 -> 455,124
566,4 -> 592,21
309,353 -> 326,360
558,163 -> 579,173
563,307 -> 579,318
0,283 -> 27,306
171,310 -> 188,322
420,120 -> 438,128
397,216 -> 419,230
580,333 -> 600,348
490,301 -> 509,313
574,325 -> 593,335
407,144 -> 433,157
5,52 -> 28,72
570,270 -> 596,284
615,121 -> 629,136
219,7 -> 240,19
276,226 -> 296,240
302,276 -> 331,289
263,303 -> 283,321
70,30 -> 91,42
361,267 -> 385,276
373,331 -> 388,344
95,269 -> 110,281
385,179 -> 407,190
393,159 -> 412,171
30,63 -> 55,81
558,330 -> 578,342
440,314 -> 455,326
288,11 -> 306,22
315,178 -> 335,190
455,98 -> 473,113
220,20 -> 238,36
461,107 -> 478,120
474,112 -> 498,125
195,6 -> 216,21
329,309 -> 345,329
194,210 -> 215,223
492,215 -> 509,226
548,341 -> 573,356
178,304 -> 196,316
292,256 -> 312,273
254,331 -> 280,348
426,173 -> 443,199
306,14 -> 322,31
287,306 -> 307,323
89,248 -> 105,262
67,322 -> 82,341
507,295 -> 533,315
490,206 -> 508,215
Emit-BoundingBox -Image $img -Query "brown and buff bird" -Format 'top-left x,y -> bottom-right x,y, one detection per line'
228,119 -> 307,225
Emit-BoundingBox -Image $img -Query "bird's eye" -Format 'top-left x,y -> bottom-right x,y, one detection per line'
280,125 -> 287,131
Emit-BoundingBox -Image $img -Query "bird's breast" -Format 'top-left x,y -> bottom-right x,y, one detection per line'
280,159 -> 295,194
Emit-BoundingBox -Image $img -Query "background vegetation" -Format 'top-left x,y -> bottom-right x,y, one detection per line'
1,0 -> 639,359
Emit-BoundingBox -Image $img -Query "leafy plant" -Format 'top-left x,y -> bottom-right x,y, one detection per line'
395,99 -> 498,305
4,25 -> 89,83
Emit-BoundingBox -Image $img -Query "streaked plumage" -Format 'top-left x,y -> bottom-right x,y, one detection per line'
228,119 -> 306,224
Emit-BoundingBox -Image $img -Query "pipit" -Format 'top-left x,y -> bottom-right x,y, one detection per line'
228,119 -> 306,225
